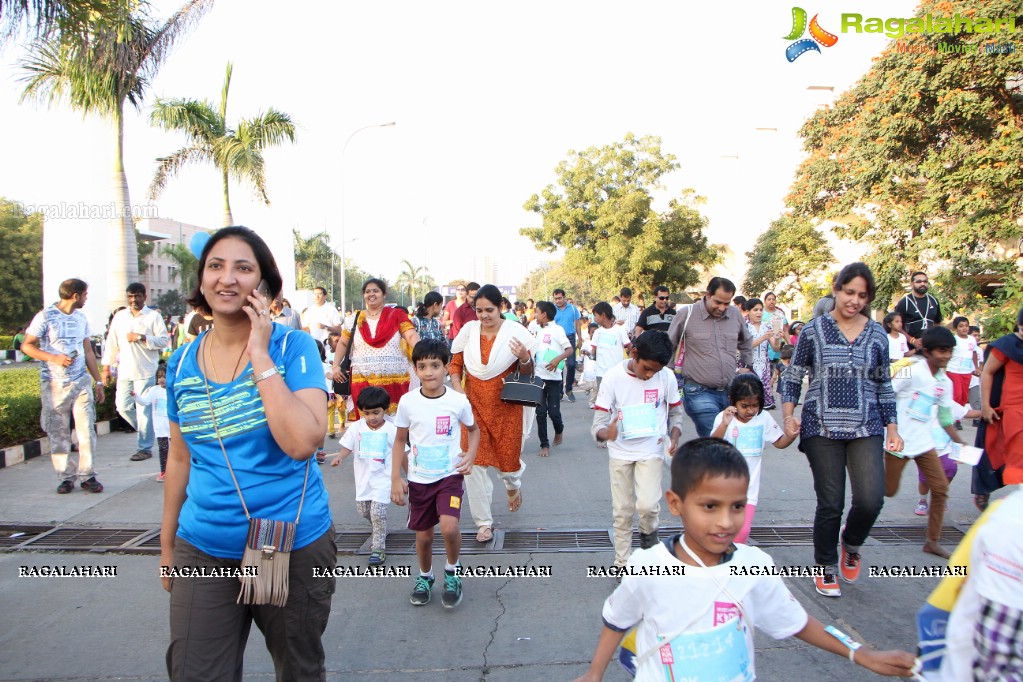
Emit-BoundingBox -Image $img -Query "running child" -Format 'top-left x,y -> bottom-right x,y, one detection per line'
331,386 -> 396,566
592,331 -> 682,567
887,327 -> 980,559
531,301 -> 573,457
572,438 -> 917,682
391,338 -> 479,608
583,301 -> 631,410
135,364 -> 169,482
946,316 -> 979,428
711,374 -> 795,543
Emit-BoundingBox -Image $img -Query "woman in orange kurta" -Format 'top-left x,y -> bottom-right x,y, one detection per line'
450,285 -> 538,543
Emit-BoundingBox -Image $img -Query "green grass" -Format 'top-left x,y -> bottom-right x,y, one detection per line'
0,368 -> 118,449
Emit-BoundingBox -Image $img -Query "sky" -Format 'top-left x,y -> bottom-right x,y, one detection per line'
0,0 -> 922,296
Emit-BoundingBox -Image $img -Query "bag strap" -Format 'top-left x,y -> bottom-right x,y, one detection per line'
340,311 -> 360,365
201,336 -> 310,523
674,304 -> 693,366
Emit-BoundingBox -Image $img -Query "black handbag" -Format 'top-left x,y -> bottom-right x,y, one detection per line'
332,312 -> 360,396
500,370 -> 544,407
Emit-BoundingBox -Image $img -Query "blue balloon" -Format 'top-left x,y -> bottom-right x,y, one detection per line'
189,232 -> 211,259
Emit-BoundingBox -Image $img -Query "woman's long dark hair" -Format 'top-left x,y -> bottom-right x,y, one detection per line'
416,291 -> 443,318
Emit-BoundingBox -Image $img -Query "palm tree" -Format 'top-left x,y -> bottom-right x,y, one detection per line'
163,241 -> 198,296
292,229 -> 335,291
18,0 -> 212,314
1,0 -> 106,43
394,259 -> 435,306
148,61 -> 296,226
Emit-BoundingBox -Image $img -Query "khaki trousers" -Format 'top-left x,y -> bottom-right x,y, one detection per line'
609,457 -> 663,566
885,450 -> 949,543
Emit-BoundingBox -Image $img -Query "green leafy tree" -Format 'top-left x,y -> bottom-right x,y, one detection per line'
293,229 -> 334,291
787,0 -> 1023,324
148,61 -> 297,226
1,0 -> 118,44
162,241 -> 198,298
0,198 -> 44,331
154,288 -> 185,316
522,133 -> 720,294
135,225 -> 154,275
518,261 -> 603,306
18,0 -> 211,314
394,259 -> 437,306
743,215 -> 834,315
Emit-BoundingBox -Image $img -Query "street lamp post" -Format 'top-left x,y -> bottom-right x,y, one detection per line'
340,121 -> 396,313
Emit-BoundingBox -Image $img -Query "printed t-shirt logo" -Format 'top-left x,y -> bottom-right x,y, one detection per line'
436,416 -> 451,436
644,389 -> 659,404
713,600 -> 740,625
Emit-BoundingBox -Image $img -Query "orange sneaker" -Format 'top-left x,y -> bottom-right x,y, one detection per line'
814,570 -> 841,597
840,545 -> 861,583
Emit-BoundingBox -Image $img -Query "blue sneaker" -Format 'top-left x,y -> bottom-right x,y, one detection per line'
442,570 -> 463,608
410,575 -> 434,606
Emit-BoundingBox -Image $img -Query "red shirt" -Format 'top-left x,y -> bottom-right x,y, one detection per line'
451,302 -> 478,340
444,300 -> 461,340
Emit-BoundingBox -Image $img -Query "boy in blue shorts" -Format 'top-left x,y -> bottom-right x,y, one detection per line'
392,338 -> 479,607
573,438 -> 916,681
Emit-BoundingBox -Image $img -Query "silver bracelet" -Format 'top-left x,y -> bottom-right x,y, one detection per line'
252,366 -> 279,384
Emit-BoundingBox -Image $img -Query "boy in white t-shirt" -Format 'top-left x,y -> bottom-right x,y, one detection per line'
584,301 -> 632,409
330,386 -> 396,566
392,339 -> 479,608
887,327 -> 979,559
711,374 -> 795,543
531,301 -> 573,457
572,438 -> 916,682
135,364 -> 169,482
592,331 -> 683,567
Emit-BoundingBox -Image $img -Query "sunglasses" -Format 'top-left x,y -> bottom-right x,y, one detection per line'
657,296 -> 670,301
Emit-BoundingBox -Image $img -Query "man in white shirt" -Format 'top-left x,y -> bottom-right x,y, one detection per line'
22,278 -> 106,494
302,286 -> 343,344
101,283 -> 170,461
612,287 -> 642,337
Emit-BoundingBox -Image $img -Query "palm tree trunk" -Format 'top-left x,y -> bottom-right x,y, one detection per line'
222,169 -> 233,226
110,103 -> 139,315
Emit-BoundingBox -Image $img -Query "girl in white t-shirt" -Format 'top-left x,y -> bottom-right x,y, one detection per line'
883,312 -> 913,361
711,374 -> 795,543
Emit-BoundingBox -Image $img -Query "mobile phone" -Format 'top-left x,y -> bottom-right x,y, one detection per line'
256,279 -> 270,298
68,350 -> 79,360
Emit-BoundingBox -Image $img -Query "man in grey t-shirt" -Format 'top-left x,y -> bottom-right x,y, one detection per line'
22,278 -> 106,494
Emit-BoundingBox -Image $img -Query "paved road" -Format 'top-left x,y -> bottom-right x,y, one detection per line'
0,386 -> 1003,681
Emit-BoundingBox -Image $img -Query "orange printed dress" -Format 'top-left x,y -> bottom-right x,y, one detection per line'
342,307 -> 415,420
451,335 -> 523,472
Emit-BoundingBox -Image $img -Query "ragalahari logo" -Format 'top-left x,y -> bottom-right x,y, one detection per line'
784,7 -> 838,62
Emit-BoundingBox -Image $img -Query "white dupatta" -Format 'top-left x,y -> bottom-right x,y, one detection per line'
451,320 -> 540,439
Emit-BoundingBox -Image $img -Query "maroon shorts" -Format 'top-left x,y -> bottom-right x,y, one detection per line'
407,475 -> 464,531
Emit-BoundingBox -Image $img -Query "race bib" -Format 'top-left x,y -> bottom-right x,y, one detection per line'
542,348 -> 565,370
930,425 -> 952,451
412,444 -> 452,476
621,403 -> 659,440
730,424 -> 765,457
598,332 -> 618,349
656,617 -> 752,682
958,355 -> 974,374
907,391 -> 936,422
358,430 -> 388,459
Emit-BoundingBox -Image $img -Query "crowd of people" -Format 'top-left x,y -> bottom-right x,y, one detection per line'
18,226 -> 1023,680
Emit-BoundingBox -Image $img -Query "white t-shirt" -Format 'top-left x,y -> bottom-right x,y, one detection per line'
892,358 -> 956,457
590,325 -> 632,378
941,489 -> 1023,681
603,540 -> 808,682
887,333 -> 910,361
595,361 -> 681,462
339,419 -> 397,503
532,322 -> 571,381
711,410 -> 785,505
302,301 -> 342,343
27,305 -> 94,384
136,384 -> 170,438
949,334 -> 978,375
394,387 -> 475,484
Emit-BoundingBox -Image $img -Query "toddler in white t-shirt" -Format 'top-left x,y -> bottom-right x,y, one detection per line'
330,386 -> 396,566
572,438 -> 916,682
711,374 -> 795,543
584,301 -> 632,409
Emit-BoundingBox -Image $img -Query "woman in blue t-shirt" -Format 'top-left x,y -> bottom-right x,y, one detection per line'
161,226 -> 334,681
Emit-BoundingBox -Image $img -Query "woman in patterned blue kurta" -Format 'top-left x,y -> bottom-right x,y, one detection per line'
780,262 -> 904,598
